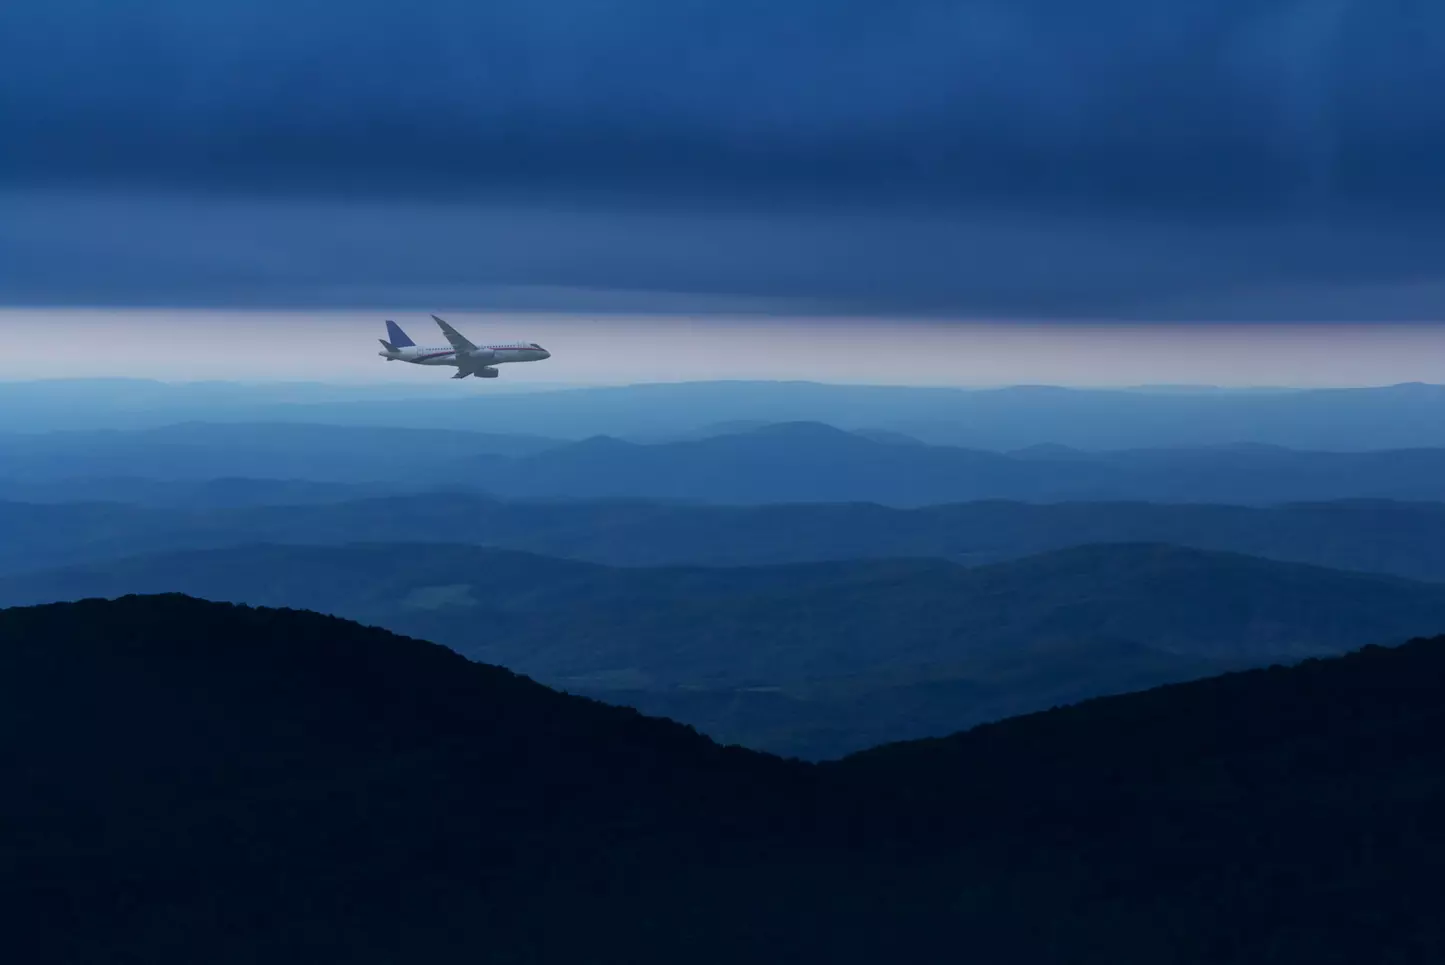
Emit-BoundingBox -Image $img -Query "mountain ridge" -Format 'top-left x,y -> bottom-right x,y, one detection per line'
8,540 -> 1445,757
4,593 -> 1444,963
9,493 -> 1445,583
13,416 -> 1445,503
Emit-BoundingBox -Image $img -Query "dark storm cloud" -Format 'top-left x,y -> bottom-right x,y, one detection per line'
3,1 -> 1445,318
7,189 -> 1445,320
4,0 -> 1445,213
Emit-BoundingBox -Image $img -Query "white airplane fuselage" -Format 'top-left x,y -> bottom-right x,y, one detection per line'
377,317 -> 550,378
379,343 -> 550,367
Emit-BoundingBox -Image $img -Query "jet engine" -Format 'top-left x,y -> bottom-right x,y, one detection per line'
476,367 -> 499,378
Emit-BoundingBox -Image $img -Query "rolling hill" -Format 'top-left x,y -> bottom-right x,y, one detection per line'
0,475 -> 393,508
464,423 -> 1445,505
12,489 -> 1445,584
12,419 -> 1445,506
4,594 -> 1444,963
0,421 -> 555,485
8,541 -> 1445,757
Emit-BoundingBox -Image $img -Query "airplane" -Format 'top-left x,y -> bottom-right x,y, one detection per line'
377,315 -> 551,378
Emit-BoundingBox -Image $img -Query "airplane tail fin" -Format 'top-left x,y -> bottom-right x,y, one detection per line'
384,319 -> 416,348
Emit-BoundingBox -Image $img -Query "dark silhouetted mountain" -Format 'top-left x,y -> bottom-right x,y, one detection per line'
827,633 -> 1445,963
0,595 -> 810,964
7,541 -> 1445,758
3,594 -> 1444,963
11,494 -> 1445,585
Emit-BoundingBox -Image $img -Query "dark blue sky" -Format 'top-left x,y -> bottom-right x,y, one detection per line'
4,0 -> 1445,319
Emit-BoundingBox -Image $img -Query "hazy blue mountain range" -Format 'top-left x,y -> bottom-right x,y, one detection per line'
0,476 -> 392,508
5,594 -> 1443,963
8,541 -> 1445,757
8,493 -> 1445,583
7,378 -> 1445,450
461,423 -> 1445,505
0,421 -> 554,485
11,419 -> 1445,506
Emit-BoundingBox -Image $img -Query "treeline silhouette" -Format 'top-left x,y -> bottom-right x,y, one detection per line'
3,595 -> 1443,963
6,542 -> 1445,759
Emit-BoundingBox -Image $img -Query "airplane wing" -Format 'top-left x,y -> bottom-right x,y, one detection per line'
431,315 -> 478,354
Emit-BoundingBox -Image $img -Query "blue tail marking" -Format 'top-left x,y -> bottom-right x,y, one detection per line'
385,320 -> 416,348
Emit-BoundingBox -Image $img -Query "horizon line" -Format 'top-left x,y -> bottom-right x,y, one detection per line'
1,376 -> 1440,394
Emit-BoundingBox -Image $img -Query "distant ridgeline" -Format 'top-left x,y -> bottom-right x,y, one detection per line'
11,489 -> 1445,581
5,541 -> 1445,759
2,595 -> 1443,964
10,418 -> 1445,506
7,379 -> 1445,450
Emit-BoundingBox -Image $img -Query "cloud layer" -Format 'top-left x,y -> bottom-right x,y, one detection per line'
3,1 -> 1445,317
7,0 -> 1445,212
